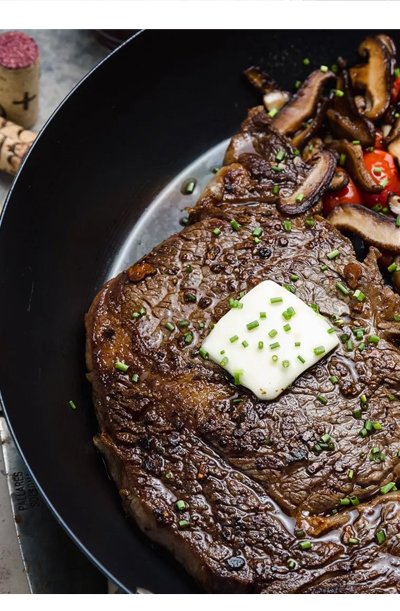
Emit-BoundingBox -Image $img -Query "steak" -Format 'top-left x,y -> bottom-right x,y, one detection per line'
85,107 -> 400,593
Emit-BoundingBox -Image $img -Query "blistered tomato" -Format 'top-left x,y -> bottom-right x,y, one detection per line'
362,149 -> 400,208
391,76 -> 400,103
323,176 -> 363,215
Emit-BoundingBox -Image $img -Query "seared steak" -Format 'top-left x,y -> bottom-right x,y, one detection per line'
86,107 -> 400,593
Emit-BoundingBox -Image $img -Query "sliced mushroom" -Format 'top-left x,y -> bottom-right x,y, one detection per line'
349,36 -> 393,121
243,66 -> 290,111
328,168 -> 349,192
278,150 -> 336,216
273,70 -> 335,136
327,204 -> 400,254
291,98 -> 330,149
328,140 -> 383,193
327,108 -> 375,147
388,193 -> 400,215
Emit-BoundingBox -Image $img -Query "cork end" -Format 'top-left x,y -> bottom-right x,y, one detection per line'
0,31 -> 39,69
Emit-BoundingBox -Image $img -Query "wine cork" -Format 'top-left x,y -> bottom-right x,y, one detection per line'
0,31 -> 39,128
0,116 -> 36,174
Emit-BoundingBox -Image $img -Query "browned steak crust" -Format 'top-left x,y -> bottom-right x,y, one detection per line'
85,108 -> 400,593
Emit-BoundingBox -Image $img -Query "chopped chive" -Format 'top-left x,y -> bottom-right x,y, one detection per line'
320,264 -> 328,272
176,499 -> 186,511
233,370 -> 243,385
297,355 -> 306,364
293,148 -> 300,156
198,321 -> 204,329
387,394 -> 397,401
178,319 -> 190,329
348,469 -> 354,480
380,178 -> 388,188
320,65 -> 328,73
131,373 -> 140,383
380,482 -> 397,494
327,327 -> 335,334
268,329 -> 278,338
339,153 -> 347,166
317,395 -> 328,405
268,107 -> 278,118
313,345 -> 326,356
273,184 -> 280,195
275,150 -> 285,162
396,216 -> 400,228
394,314 -> 400,321
295,193 -> 305,203
230,219 -> 241,231
272,354 -> 278,363
229,298 -> 243,309
199,346 -> 209,360
303,58 -> 310,65
360,394 -> 368,405
260,311 -> 267,319
164,322 -> 175,332
283,284 -> 296,293
212,227 -> 221,236
220,356 -> 229,367
232,398 -> 243,404
329,375 -> 339,384
358,342 -> 366,353
283,220 -> 292,232
132,311 -> 141,319
350,495 -> 360,506
367,335 -> 380,344
348,537 -> 359,545
115,361 -> 129,372
340,497 -> 351,506
185,292 -> 197,302
336,281 -> 350,296
68,400 -> 77,410
359,427 -> 368,438
270,297 -> 283,304
287,558 -> 297,570
252,227 -> 263,237
180,216 -> 189,226
230,335 -> 239,343
387,261 -> 398,273
298,540 -> 312,551
396,67 -> 400,78
375,529 -> 386,545
282,306 -> 296,320
294,529 -> 306,539
269,342 -> 280,350
272,165 -> 284,173
290,274 -> 299,282
178,519 -> 190,529
372,421 -> 382,430
305,217 -> 315,228
282,360 -> 290,368
334,89 -> 344,97
246,320 -> 259,331
346,340 -> 353,351
321,433 -> 331,443
294,80 -> 302,89
283,323 -> 291,332
295,341 -> 301,347
242,340 -> 249,348
352,140 -> 361,146
185,265 -> 193,273
183,179 -> 196,194
254,237 -> 261,244
327,249 -> 340,260
352,408 -> 362,419
258,341 -> 264,350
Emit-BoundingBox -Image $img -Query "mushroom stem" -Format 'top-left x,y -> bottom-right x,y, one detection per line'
328,139 -> 383,193
327,204 -> 400,254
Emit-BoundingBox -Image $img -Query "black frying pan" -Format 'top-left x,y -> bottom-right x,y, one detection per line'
0,30 -> 393,594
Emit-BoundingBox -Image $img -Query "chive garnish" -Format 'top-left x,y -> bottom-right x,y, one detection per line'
313,346 -> 325,356
260,311 -> 267,319
220,356 -> 229,367
387,261 -> 400,273
252,227 -> 263,237
183,179 -> 196,194
290,274 -> 299,282
164,321 -> 175,332
295,193 -> 305,203
317,395 -> 328,405
68,400 -> 77,410
269,342 -> 280,350
297,355 -> 305,364
185,292 -> 197,302
283,323 -> 291,332
282,360 -> 290,368
115,361 -> 129,372
380,178 -> 388,188
298,540 -> 312,551
380,482 -> 397,494
375,529 -> 386,545
283,220 -> 292,232
176,500 -> 186,511
273,185 -> 280,195
305,218 -> 315,228
246,320 -> 259,331
199,347 -> 208,359
396,216 -> 400,228
230,335 -> 239,343
178,519 -> 190,529
348,538 -> 359,545
329,375 -> 339,384
282,306 -> 296,320
320,65 -> 328,72
242,340 -> 249,348
320,264 -> 328,272
394,314 -> 400,321
327,249 -> 340,260
270,297 -> 283,304
295,341 -> 301,347
287,559 -> 297,570
352,408 -> 362,419
327,327 -> 335,334
268,107 -> 278,118
340,497 -> 351,506
230,218 -> 241,231
358,342 -> 366,352
275,150 -> 285,162
258,341 -> 264,350
367,335 -> 380,344
303,58 -> 310,65
229,298 -> 243,309
268,329 -> 278,338
348,469 -> 354,479
131,373 -> 140,383
272,355 -> 278,363
212,227 -> 221,236
336,281 -> 350,296
234,370 -> 243,385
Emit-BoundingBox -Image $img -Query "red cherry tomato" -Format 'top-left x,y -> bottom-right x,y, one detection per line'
391,76 -> 400,103
362,149 -> 400,209
323,175 -> 363,215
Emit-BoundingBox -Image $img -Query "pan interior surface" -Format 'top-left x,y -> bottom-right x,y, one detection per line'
0,30 -> 388,593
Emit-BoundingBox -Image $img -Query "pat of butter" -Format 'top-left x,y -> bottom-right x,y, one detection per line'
201,280 -> 339,400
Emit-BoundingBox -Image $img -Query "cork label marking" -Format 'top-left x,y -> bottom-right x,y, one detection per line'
13,91 -> 36,111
